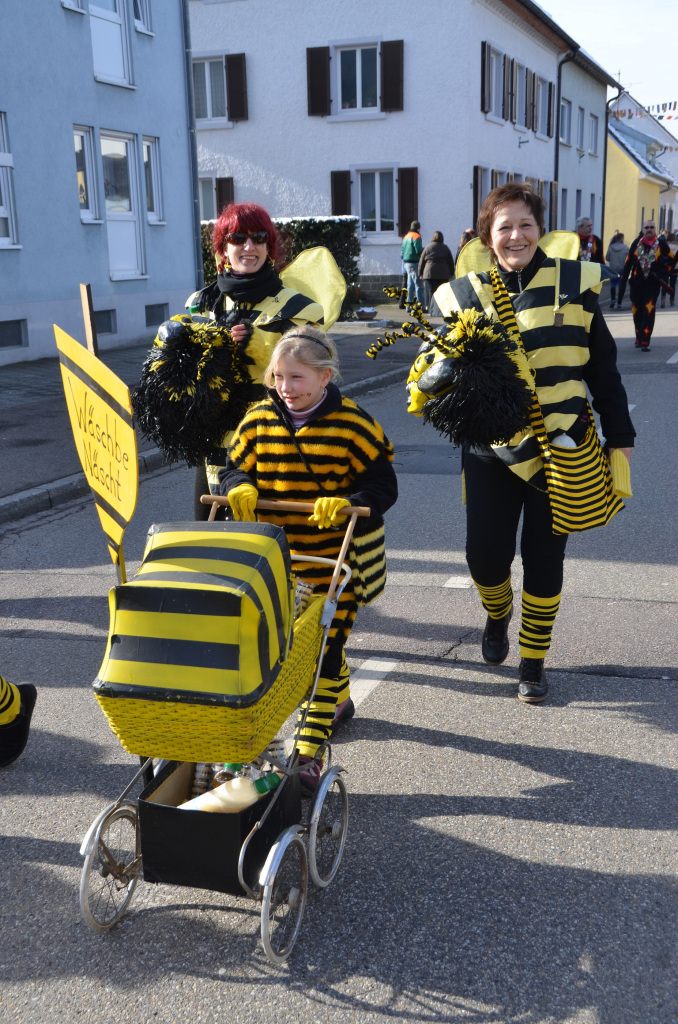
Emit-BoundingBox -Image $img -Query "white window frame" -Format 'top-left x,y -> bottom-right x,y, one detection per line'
560,98 -> 571,145
0,113 -> 19,248
535,76 -> 549,138
133,0 -> 152,34
192,54 -> 232,128
514,62 -> 528,131
589,113 -> 599,155
328,38 -> 386,122
89,0 -> 133,88
488,47 -> 504,120
199,177 -> 217,221
74,126 -> 101,223
349,162 -> 398,242
142,136 -> 163,223
100,130 -> 146,280
62,0 -> 85,11
576,106 -> 585,151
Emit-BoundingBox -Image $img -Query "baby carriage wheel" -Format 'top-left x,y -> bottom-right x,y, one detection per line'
259,825 -> 308,963
80,804 -> 141,931
308,767 -> 348,888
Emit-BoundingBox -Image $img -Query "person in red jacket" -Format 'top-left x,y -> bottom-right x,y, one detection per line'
401,220 -> 425,306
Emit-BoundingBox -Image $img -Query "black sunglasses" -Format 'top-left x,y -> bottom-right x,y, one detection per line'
226,231 -> 268,246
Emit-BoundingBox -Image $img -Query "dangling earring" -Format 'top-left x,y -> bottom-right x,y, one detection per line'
267,255 -> 275,269
216,252 -> 232,275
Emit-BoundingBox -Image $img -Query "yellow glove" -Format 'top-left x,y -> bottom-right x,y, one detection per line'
309,496 -> 351,529
228,483 -> 258,521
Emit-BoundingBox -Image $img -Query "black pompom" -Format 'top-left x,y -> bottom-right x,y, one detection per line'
422,324 -> 533,448
131,316 -> 257,466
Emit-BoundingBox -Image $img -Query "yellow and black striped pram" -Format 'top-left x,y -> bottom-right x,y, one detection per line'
93,521 -> 325,763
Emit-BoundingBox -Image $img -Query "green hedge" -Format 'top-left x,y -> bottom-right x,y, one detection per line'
201,216 -> 361,321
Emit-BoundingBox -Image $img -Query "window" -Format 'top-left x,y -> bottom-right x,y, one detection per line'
100,132 -> 144,279
145,303 -> 168,328
589,114 -> 599,155
514,63 -> 527,127
339,46 -> 378,110
193,59 -> 227,120
74,127 -> 99,222
535,77 -> 549,135
0,114 -> 18,246
198,176 -> 233,220
560,98 -> 571,144
89,0 -> 132,86
143,137 -> 163,222
359,169 -> 395,233
577,107 -> 585,150
133,0 -> 151,32
488,48 -> 504,118
575,189 -> 582,220
0,320 -> 26,348
93,309 -> 117,335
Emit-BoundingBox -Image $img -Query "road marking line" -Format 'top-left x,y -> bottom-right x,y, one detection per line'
351,657 -> 399,709
667,351 -> 678,364
443,575 -> 473,588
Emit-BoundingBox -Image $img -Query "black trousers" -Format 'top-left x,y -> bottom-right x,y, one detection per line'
464,450 -> 567,599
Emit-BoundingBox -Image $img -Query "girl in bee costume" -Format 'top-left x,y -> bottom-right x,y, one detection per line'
219,326 -> 397,793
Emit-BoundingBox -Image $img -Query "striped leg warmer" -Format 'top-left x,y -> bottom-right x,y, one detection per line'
0,675 -> 20,726
519,591 -> 561,659
473,576 -> 513,620
296,652 -> 351,759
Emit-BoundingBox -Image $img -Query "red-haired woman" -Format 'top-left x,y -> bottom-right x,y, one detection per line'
186,203 -> 329,515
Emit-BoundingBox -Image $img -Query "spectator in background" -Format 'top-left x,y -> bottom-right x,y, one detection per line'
401,221 -> 425,307
605,231 -> 629,309
456,228 -> 476,261
662,230 -> 677,308
576,216 -> 605,263
619,219 -> 672,349
418,231 -> 455,315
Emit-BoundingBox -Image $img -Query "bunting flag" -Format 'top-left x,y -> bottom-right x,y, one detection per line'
610,105 -> 678,147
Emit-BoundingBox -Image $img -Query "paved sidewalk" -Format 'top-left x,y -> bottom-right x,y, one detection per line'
0,301 -> 417,524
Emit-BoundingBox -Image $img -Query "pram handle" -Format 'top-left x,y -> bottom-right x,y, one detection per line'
200,495 -> 371,603
200,495 -> 371,518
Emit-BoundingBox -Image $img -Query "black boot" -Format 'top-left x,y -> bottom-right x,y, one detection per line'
0,684 -> 37,767
518,658 -> 548,704
481,609 -> 512,665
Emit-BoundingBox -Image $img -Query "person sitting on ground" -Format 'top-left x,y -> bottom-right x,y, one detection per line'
0,675 -> 37,768
219,326 -> 398,794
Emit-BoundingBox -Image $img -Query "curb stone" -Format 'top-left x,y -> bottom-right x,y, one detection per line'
0,369 -> 407,526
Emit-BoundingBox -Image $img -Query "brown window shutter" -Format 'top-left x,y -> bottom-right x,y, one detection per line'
547,82 -> 555,137
225,54 -> 248,121
531,72 -> 538,131
491,169 -> 500,190
307,47 -> 331,116
397,167 -> 418,235
549,181 -> 558,230
380,40 -> 404,112
510,59 -> 517,123
472,165 -> 484,226
502,55 -> 511,120
216,177 -> 234,214
331,171 -> 351,215
525,69 -> 534,128
480,42 -> 491,113
507,172 -> 515,183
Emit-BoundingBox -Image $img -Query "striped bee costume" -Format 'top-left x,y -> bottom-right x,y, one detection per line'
218,383 -> 397,757
436,248 -> 635,661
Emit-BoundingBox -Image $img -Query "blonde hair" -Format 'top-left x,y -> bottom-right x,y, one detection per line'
263,325 -> 341,387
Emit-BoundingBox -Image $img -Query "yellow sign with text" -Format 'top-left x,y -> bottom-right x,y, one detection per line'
54,325 -> 138,571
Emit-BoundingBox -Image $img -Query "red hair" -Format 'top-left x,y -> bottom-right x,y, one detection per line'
212,202 -> 278,263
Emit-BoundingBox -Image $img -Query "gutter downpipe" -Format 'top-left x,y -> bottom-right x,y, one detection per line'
554,50 -> 578,230
601,83 -> 624,245
181,0 -> 204,290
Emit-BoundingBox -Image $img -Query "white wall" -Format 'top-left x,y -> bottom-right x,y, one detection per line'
191,0 -> 562,277
559,61 -> 608,239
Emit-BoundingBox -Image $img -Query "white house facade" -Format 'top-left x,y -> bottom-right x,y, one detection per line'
190,0 -> 591,296
557,52 -> 617,241
0,0 -> 201,366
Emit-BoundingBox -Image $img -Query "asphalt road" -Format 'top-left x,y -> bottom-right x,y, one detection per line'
0,304 -> 676,1023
